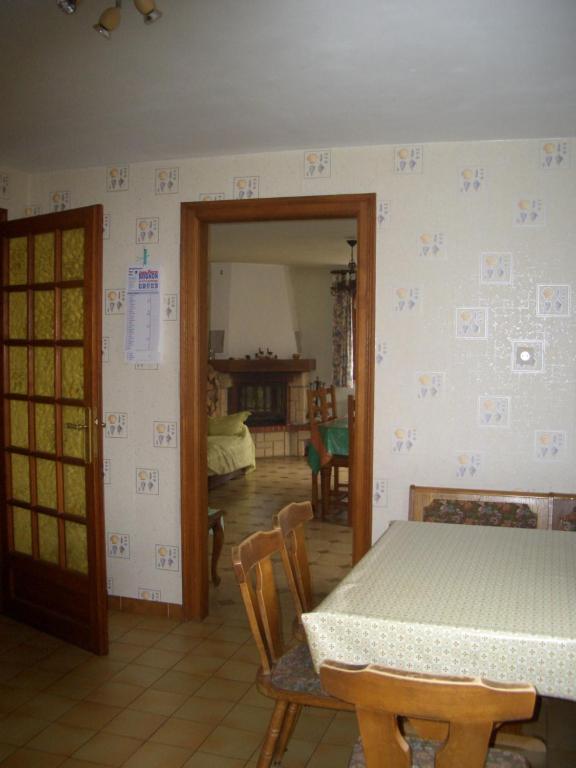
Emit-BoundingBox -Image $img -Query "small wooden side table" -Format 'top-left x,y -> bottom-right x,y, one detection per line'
208,508 -> 225,585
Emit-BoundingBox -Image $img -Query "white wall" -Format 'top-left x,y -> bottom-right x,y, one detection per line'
210,262 -> 299,359
290,266 -> 334,384
0,167 -> 29,219
7,136 -> 574,603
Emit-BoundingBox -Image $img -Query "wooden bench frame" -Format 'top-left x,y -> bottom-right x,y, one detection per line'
408,485 -> 574,530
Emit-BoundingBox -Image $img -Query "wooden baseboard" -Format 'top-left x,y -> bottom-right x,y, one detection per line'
107,594 -> 184,620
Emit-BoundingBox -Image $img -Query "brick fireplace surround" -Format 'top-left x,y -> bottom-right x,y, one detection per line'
210,358 -> 316,458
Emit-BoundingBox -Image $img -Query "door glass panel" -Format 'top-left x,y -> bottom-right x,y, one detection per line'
9,400 -> 29,449
9,292 -> 28,339
62,229 -> 85,281
65,521 -> 88,573
8,347 -> 28,394
63,464 -> 86,517
36,458 -> 57,509
62,406 -> 86,459
35,404 -> 56,454
12,507 -> 33,555
34,291 -> 55,340
34,233 -> 55,283
61,288 -> 84,340
38,513 -> 59,564
8,237 -> 28,285
62,347 -> 84,400
34,348 -> 55,397
11,453 -> 30,503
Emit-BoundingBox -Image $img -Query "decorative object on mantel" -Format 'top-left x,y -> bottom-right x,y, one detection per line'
254,347 -> 277,359
57,0 -> 163,39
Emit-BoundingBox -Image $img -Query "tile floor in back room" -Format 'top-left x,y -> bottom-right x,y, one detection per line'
0,456 -> 575,767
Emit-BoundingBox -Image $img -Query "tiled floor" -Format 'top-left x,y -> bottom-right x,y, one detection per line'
1,457 -> 575,767
0,457 -> 356,767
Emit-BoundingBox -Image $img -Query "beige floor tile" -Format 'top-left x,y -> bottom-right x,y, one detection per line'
0,686 -> 35,715
13,693 -> 76,723
193,677 -> 251,703
36,649 -> 90,675
103,709 -> 166,740
128,688 -> 189,716
58,701 -> 122,730
136,617 -> 181,633
71,731 -> 142,766
152,634 -> 203,654
171,622 -> 219,639
221,703 -> 273,735
239,685 -> 275,710
173,654 -> 226,676
207,626 -> 253,645
106,642 -> 147,664
69,658 -> 126,684
8,668 -> 64,692
183,753 -> 245,768
321,711 -> 359,746
214,659 -> 259,683
188,640 -> 242,660
119,629 -> 170,648
199,724 -> 262,760
0,748 -> 66,767
134,648 -> 186,670
110,663 -> 165,688
292,710 -> 334,742
85,681 -> 144,708
121,742 -> 193,768
149,716 -> 214,749
306,742 -> 354,768
0,715 -> 50,746
44,674 -> 100,702
0,743 -> 16,762
60,760 -> 117,768
149,670 -> 206,696
26,723 -> 96,756
174,695 -> 235,725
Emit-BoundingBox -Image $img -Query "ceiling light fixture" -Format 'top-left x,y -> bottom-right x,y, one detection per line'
57,0 -> 162,36
57,0 -> 80,13
133,0 -> 162,24
93,1 -> 122,39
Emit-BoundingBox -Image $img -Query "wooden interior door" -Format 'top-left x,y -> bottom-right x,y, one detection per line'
0,206 -> 107,654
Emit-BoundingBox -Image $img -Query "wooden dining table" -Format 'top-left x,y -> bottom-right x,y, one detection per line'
307,417 -> 349,518
302,520 -> 576,702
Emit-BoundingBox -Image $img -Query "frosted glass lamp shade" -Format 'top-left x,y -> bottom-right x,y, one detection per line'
133,0 -> 162,23
93,6 -> 121,38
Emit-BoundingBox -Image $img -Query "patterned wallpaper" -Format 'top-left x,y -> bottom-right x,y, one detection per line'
1,137 -> 575,601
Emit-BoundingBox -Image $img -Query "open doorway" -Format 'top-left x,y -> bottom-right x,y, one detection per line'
179,194 -> 376,620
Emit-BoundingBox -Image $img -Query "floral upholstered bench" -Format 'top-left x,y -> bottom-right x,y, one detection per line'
409,486 -> 551,529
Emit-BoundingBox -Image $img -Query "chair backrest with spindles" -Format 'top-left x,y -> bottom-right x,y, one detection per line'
273,501 -> 314,613
232,529 -> 303,675
320,661 -> 536,768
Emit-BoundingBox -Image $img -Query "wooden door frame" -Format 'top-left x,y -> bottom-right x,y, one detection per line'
180,194 -> 376,620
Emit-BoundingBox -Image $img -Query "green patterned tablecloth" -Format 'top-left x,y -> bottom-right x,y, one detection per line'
307,417 -> 349,473
302,520 -> 576,701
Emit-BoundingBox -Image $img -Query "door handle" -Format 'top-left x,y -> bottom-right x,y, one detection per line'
64,410 -> 93,463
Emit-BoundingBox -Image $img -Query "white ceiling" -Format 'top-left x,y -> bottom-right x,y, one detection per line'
209,219 -> 356,266
1,0 -> 575,173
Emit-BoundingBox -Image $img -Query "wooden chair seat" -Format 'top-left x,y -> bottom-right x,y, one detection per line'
268,640 -> 334,698
348,737 -> 531,768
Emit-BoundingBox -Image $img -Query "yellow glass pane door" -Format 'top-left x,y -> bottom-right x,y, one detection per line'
1,208 -> 106,654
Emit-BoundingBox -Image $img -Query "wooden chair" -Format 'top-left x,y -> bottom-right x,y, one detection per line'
273,501 -> 314,614
208,507 -> 225,585
307,385 -> 351,522
320,661 -> 536,768
232,529 -> 353,768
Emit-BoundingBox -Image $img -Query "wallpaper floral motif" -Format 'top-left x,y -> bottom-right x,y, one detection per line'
12,134 -> 574,601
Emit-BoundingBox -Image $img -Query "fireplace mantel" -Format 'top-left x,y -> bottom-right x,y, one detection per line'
210,358 -> 316,374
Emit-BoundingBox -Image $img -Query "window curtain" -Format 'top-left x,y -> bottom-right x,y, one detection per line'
332,281 -> 354,388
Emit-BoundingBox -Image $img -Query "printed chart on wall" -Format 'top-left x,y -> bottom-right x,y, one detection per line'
124,265 -> 162,363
